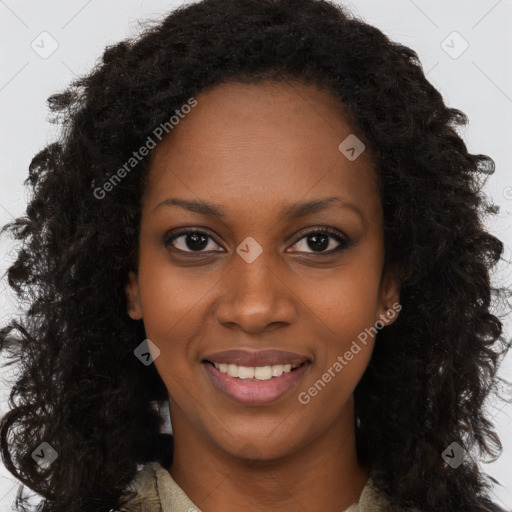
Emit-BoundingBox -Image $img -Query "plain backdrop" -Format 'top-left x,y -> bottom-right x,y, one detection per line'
0,0 -> 511,509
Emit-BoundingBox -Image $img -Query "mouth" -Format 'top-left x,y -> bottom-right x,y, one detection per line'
202,359 -> 309,380
202,359 -> 311,406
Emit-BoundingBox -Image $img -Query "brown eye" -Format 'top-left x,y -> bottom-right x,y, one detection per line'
288,227 -> 350,254
163,230 -> 223,253
162,226 -> 351,256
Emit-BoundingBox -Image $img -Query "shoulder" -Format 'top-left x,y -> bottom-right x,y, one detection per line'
358,478 -> 508,512
111,460 -> 201,512
111,462 -> 162,512
356,478 -> 397,512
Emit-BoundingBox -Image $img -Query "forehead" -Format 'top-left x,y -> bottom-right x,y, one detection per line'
143,80 -> 381,224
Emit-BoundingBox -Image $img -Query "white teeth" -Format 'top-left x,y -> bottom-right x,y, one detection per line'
238,365 -> 255,379
254,366 -> 272,380
227,364 -> 238,377
212,362 -> 300,380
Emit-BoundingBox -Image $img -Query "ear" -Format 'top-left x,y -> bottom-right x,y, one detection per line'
125,271 -> 143,320
376,266 -> 401,328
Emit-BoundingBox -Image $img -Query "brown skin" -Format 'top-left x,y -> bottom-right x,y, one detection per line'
125,80 -> 400,512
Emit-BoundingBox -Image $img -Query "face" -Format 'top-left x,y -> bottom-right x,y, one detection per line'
125,80 -> 400,462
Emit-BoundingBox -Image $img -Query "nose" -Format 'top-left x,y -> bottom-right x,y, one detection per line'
214,249 -> 298,334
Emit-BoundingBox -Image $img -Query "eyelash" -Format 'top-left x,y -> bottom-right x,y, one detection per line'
162,226 -> 351,256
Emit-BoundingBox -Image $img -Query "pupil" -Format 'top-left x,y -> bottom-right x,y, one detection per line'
187,233 -> 208,251
184,233 -> 329,252
308,234 -> 328,251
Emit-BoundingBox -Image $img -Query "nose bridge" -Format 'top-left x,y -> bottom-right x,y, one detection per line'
215,237 -> 296,332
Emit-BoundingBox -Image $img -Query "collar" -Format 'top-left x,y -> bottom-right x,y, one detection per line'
116,461 -> 389,512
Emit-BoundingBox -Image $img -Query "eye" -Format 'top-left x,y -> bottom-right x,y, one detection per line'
288,226 -> 350,254
163,229 -> 223,254
163,226 -> 351,255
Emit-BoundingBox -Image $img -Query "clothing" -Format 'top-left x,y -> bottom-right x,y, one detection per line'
113,461 -> 390,512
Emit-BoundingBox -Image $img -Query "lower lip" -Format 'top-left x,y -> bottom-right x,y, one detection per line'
203,361 -> 311,406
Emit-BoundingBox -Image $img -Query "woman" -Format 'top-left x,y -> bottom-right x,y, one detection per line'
0,0 -> 509,511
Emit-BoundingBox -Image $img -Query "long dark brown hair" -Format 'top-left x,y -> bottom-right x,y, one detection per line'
1,1 -> 510,510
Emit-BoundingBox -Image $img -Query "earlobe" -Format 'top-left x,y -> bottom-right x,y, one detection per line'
377,267 -> 401,327
125,271 -> 143,320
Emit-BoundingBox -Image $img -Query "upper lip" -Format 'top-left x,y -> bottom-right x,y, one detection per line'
202,349 -> 311,367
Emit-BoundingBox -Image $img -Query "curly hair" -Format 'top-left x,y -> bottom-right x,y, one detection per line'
0,0 -> 510,511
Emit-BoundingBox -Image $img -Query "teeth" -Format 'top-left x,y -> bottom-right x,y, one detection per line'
212,362 -> 300,380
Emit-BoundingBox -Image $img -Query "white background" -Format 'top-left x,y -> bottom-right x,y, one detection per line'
0,0 -> 511,509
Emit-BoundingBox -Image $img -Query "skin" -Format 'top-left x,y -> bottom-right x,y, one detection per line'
125,80 -> 400,512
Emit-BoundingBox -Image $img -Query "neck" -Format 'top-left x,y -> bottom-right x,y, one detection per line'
167,397 -> 369,512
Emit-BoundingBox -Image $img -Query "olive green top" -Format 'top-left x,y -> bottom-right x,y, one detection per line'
114,461 -> 390,512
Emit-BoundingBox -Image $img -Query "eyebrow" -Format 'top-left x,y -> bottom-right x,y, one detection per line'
153,196 -> 366,226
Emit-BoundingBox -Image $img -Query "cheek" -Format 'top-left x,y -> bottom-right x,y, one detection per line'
297,260 -> 381,385
299,259 -> 382,331
136,251 -> 213,339
295,324 -> 374,426
139,277 -> 203,409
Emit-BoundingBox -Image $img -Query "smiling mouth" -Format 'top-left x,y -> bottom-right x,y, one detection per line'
202,359 -> 311,406
202,360 -> 309,381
